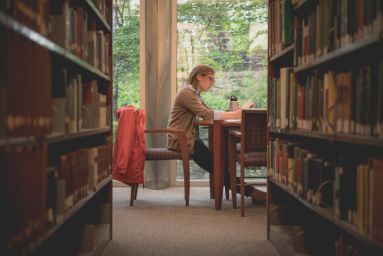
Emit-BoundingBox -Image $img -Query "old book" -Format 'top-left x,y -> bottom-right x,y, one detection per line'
50,1 -> 70,49
323,71 -> 337,134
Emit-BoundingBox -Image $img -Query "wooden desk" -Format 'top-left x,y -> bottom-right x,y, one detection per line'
196,119 -> 241,210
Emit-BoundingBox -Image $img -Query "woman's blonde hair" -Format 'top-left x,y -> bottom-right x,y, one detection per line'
186,64 -> 215,89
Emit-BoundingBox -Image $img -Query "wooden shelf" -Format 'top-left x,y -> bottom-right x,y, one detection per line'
84,0 -> 111,32
0,136 -> 41,147
269,129 -> 383,148
0,10 -> 111,82
0,128 -> 111,147
46,127 -> 111,143
269,225 -> 295,256
270,45 -> 294,64
294,33 -> 382,73
270,180 -> 383,251
26,177 -> 112,254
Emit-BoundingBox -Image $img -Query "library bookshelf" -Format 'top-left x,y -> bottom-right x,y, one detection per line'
267,0 -> 383,255
0,1 -> 113,255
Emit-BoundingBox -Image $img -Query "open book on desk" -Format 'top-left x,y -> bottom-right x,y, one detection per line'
242,99 -> 255,109
225,119 -> 241,122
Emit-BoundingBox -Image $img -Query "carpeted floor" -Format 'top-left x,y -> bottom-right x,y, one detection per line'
102,186 -> 280,256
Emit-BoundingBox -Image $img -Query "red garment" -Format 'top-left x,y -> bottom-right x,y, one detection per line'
113,106 -> 146,184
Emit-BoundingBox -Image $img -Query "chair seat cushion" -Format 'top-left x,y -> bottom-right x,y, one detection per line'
145,148 -> 182,160
237,151 -> 267,166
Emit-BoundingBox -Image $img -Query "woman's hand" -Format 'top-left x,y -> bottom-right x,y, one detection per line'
233,108 -> 242,119
220,108 -> 242,119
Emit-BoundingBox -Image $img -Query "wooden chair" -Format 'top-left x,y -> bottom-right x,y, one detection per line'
129,128 -> 190,206
228,109 -> 268,217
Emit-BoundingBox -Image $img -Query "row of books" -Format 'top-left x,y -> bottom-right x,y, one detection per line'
91,0 -> 112,26
268,138 -> 383,243
268,0 -> 293,57
0,21 -> 110,139
50,2 -> 111,74
0,29 -> 52,138
51,70 -> 110,135
293,0 -> 383,66
0,0 -> 51,36
335,236 -> 360,256
0,143 -> 48,255
0,1 -> 111,75
50,137 -> 112,224
268,62 -> 383,138
0,135 -> 112,255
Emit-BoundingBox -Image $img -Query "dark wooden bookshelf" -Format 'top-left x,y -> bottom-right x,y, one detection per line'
0,10 -> 111,82
0,128 -> 111,146
83,0 -> 111,32
270,45 -> 294,64
267,0 -> 383,255
294,33 -> 382,73
0,1 -> 113,255
46,127 -> 111,144
26,177 -> 112,255
270,180 -> 383,252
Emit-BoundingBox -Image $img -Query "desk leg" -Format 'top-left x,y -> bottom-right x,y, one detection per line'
213,121 -> 223,210
228,134 -> 238,209
208,127 -> 214,199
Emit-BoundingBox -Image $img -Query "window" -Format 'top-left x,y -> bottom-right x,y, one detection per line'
176,0 -> 268,181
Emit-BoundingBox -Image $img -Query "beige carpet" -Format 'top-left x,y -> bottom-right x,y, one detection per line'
102,186 -> 280,256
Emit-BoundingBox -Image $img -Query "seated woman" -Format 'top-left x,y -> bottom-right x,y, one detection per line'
167,64 -> 257,198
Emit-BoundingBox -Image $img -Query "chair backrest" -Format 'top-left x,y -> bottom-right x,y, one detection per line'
240,109 -> 267,154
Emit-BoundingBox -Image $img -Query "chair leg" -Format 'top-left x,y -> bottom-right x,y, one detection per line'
225,185 -> 230,200
228,135 -> 237,209
182,160 -> 190,206
134,184 -> 138,199
130,183 -> 138,206
240,164 -> 245,217
209,173 -> 215,199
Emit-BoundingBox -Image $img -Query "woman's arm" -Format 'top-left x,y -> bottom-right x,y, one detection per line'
219,109 -> 242,120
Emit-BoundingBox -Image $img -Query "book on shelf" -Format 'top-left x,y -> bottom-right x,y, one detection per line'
0,144 -> 48,254
269,0 -> 293,57
0,28 -> 52,139
290,0 -> 383,66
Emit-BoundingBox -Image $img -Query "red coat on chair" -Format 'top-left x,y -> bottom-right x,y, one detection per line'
113,106 -> 146,184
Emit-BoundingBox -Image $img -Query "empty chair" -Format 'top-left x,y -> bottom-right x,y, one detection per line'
113,106 -> 190,206
228,109 -> 268,217
130,128 -> 191,206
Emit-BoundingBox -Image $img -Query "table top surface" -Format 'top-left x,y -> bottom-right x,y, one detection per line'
194,119 -> 241,126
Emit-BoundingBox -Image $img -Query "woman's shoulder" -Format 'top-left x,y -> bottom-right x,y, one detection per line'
178,85 -> 196,97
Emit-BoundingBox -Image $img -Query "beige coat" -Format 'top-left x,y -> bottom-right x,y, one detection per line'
167,85 -> 214,154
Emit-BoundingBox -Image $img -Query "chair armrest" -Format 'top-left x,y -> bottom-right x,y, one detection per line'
144,128 -> 184,134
